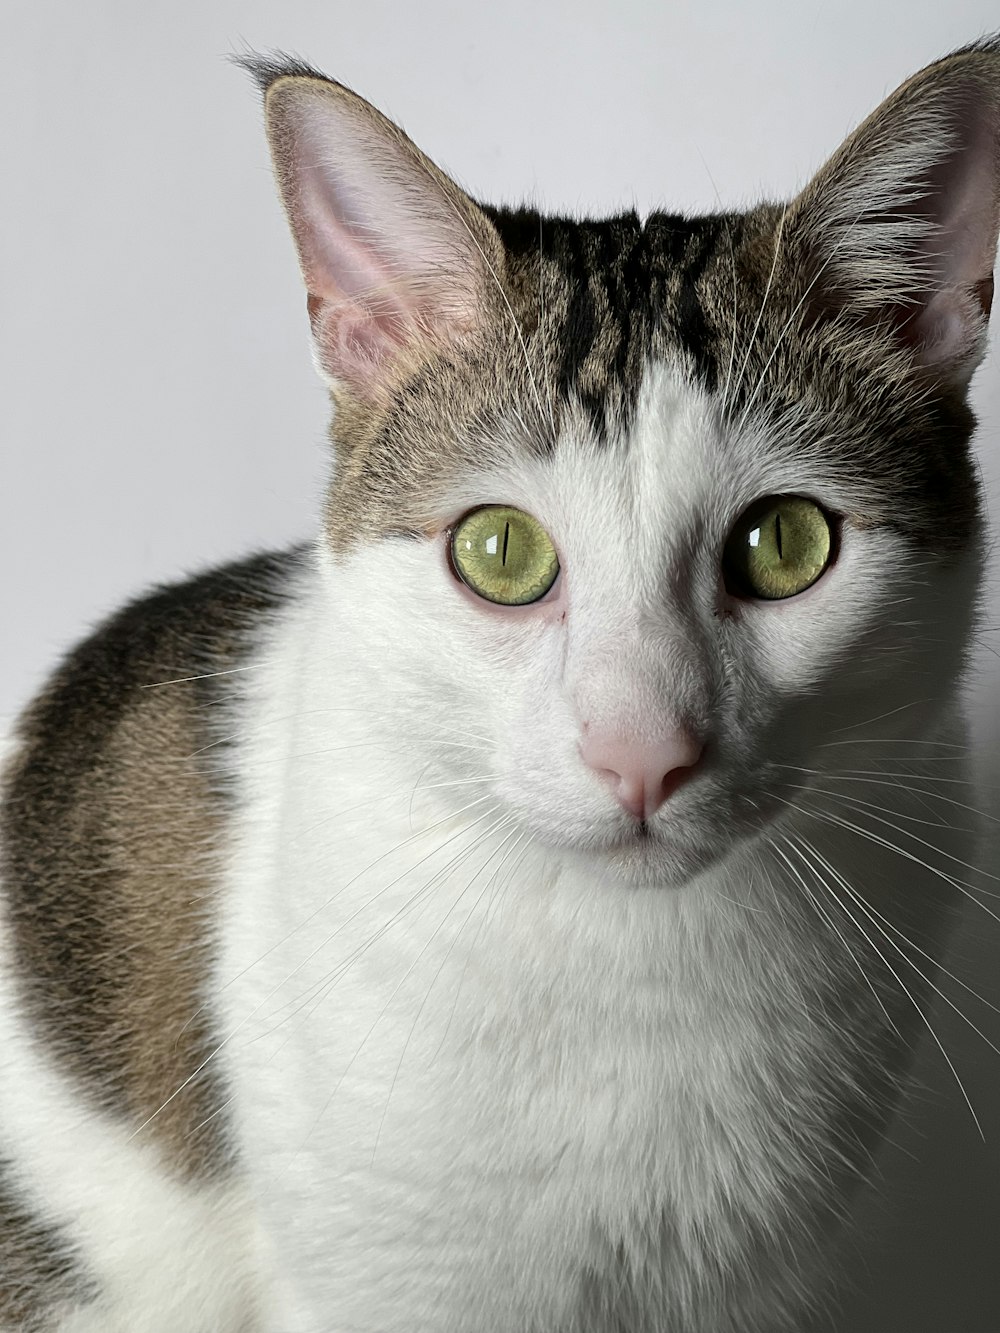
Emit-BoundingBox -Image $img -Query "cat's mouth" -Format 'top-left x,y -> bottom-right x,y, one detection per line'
506,777 -> 763,887
581,787 -> 778,887
585,816 -> 724,887
629,820 -> 654,841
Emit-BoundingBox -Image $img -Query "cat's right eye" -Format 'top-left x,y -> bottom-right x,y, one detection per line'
450,505 -> 560,606
723,495 -> 835,600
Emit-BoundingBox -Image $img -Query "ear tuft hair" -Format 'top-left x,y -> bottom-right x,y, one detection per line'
231,49 -> 333,97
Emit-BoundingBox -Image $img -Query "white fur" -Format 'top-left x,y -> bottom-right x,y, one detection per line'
0,361 -> 979,1330
205,364 -> 980,1332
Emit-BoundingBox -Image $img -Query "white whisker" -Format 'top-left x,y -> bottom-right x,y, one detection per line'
369,817 -> 518,1163
775,794 -> 1000,919
131,797 -> 497,1142
799,836 -> 1000,1022
140,662 -> 271,688
794,837 -> 993,1140
278,815 -> 515,1165
771,834 -> 900,1038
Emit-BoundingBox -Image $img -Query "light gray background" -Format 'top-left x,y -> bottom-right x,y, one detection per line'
3,2 -> 999,1329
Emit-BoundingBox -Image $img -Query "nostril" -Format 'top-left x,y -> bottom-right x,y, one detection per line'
657,750 -> 701,803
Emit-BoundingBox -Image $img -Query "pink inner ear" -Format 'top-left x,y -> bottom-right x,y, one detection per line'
293,141 -> 428,376
908,292 -> 973,368
266,78 -> 491,393
312,299 -> 407,382
296,153 -> 410,308
901,98 -> 999,373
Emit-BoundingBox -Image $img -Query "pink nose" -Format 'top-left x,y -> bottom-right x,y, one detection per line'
579,727 -> 703,820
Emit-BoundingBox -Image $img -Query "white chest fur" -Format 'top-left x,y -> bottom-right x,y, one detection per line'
215,567 -> 961,1333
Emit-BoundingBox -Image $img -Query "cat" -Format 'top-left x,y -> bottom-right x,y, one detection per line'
1,37 -> 998,1333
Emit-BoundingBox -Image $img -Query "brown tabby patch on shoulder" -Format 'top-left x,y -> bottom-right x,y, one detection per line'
0,549 -> 303,1182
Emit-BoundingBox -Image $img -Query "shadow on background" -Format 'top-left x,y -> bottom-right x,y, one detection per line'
809,738 -> 1000,1333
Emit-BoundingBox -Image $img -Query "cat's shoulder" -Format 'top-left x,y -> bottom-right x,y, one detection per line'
20,546 -> 302,722
3,545 -> 307,795
0,544 -> 310,1179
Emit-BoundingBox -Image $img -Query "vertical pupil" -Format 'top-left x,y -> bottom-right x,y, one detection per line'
502,521 -> 510,566
774,511 -> 783,559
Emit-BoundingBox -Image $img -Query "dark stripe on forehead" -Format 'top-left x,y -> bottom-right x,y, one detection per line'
485,205 -> 724,438
656,214 -> 727,394
554,221 -> 600,412
593,218 -> 646,424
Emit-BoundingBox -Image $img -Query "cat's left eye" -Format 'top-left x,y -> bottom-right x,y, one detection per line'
450,505 -> 559,606
723,495 -> 835,600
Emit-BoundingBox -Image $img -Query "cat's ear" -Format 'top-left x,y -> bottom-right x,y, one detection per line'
244,57 -> 503,395
786,41 -> 1000,389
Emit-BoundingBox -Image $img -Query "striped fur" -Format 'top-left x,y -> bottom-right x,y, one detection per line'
0,1159 -> 86,1332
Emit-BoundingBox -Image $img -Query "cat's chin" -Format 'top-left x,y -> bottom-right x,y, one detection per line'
602,840 -> 721,888
559,824 -> 725,890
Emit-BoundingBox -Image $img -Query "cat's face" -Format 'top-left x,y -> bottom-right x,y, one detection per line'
247,46 -> 996,886
324,348 -> 979,888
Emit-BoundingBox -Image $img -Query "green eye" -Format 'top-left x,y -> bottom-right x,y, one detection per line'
450,505 -> 559,606
723,495 -> 834,600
